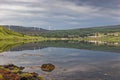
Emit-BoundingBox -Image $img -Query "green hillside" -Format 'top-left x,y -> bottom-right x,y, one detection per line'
0,26 -> 24,39
0,26 -> 43,40
3,25 -> 120,38
39,25 -> 120,38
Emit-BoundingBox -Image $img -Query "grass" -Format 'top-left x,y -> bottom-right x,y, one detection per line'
0,26 -> 45,41
39,26 -> 120,38
0,74 -> 3,79
0,25 -> 119,44
84,36 -> 120,43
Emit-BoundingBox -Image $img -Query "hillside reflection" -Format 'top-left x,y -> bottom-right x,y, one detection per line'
0,41 -> 23,53
0,40 -> 120,53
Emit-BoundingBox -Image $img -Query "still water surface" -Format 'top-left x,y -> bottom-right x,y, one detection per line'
0,41 -> 120,80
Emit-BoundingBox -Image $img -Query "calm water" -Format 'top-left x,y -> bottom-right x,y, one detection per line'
0,41 -> 120,80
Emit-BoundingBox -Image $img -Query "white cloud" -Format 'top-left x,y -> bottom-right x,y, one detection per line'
1,0 -> 39,3
0,0 -> 120,29
0,4 -> 47,11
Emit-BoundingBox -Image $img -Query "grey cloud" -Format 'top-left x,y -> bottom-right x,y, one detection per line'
64,0 -> 120,8
0,0 -> 120,29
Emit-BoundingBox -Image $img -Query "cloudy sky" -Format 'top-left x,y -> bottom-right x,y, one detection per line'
0,0 -> 120,30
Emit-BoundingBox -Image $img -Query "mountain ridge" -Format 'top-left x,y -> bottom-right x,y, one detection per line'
1,24 -> 120,38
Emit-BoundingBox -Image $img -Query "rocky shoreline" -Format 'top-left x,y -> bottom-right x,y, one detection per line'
0,64 -> 43,80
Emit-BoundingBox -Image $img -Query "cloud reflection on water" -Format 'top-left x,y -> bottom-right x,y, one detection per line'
0,47 -> 120,80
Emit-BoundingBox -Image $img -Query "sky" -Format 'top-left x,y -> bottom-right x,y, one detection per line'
0,0 -> 120,30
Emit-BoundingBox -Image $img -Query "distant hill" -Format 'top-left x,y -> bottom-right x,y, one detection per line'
3,25 -> 49,36
39,25 -> 120,38
2,25 -> 120,38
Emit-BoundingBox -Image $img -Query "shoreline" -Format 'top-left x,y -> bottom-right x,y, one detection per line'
0,64 -> 43,80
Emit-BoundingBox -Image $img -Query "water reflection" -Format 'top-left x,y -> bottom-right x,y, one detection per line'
85,40 -> 120,46
17,49 -> 120,79
7,40 -> 120,53
0,40 -> 120,53
0,41 -> 23,53
0,42 -> 120,80
0,40 -> 120,80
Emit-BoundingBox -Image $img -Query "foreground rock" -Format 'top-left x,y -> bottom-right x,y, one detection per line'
0,64 -> 43,80
41,63 -> 55,72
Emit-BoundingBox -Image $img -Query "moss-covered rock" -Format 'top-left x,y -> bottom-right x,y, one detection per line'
0,64 -> 43,80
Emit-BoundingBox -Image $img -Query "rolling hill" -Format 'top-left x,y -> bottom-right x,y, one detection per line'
2,25 -> 120,38
0,26 -> 43,40
0,26 -> 25,39
39,25 -> 120,38
4,25 -> 49,36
